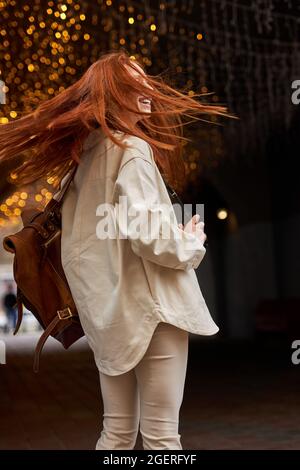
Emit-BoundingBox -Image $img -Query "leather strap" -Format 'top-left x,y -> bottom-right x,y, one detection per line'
32,165 -> 79,372
33,315 -> 61,373
13,289 -> 23,335
54,164 -> 78,205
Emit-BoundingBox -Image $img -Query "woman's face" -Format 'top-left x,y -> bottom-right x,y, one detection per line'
125,62 -> 154,123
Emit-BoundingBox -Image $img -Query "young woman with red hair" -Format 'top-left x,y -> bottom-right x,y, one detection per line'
0,50 -> 231,450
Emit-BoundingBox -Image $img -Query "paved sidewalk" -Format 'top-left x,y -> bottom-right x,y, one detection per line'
0,332 -> 299,450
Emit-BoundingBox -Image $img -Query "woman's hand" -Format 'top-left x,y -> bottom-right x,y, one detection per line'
178,214 -> 207,245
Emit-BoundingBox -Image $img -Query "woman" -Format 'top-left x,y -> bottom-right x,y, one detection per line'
0,50 -> 231,450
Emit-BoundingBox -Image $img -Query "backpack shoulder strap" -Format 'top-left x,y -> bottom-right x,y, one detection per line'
53,163 -> 78,205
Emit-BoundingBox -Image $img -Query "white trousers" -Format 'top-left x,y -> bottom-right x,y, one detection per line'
95,321 -> 189,450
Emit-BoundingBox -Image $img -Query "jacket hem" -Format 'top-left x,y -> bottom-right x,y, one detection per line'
94,304 -> 219,376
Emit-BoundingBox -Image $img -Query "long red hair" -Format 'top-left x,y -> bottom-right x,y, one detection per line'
0,49 -> 234,193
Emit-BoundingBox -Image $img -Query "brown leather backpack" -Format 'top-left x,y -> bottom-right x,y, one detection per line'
2,163 -> 84,372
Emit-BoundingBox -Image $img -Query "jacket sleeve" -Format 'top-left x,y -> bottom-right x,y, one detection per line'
113,138 -> 206,271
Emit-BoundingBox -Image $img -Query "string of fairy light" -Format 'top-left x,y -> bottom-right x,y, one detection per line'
0,0 -> 299,228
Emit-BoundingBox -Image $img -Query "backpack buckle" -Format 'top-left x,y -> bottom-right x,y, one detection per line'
57,307 -> 73,320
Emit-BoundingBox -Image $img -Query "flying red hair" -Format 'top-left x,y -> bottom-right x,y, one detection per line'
0,49 -> 234,192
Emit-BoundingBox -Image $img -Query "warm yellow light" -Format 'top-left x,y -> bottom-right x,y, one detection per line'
150,24 -> 156,31
197,33 -> 203,40
0,117 -> 8,124
6,198 -> 13,206
20,192 -> 28,200
28,64 -> 35,72
10,111 -> 17,118
128,17 -> 134,24
217,208 -> 228,220
35,194 -> 43,202
18,200 -> 26,207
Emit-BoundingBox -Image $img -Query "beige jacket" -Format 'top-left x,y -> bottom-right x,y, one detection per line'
59,128 -> 219,375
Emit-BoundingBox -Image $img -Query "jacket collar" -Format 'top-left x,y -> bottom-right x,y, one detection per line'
82,128 -> 124,151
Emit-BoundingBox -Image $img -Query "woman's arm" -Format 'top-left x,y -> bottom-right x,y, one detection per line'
113,138 -> 206,271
